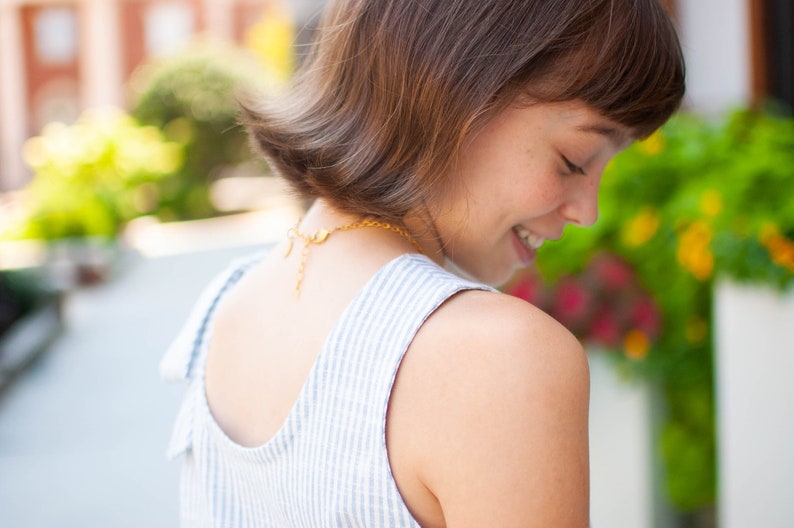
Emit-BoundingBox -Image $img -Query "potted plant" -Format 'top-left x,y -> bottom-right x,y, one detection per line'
129,39 -> 275,221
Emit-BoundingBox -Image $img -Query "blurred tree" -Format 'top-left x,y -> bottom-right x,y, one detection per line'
130,40 -> 275,221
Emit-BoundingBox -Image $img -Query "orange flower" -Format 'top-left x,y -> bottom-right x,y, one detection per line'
623,329 -> 650,360
622,207 -> 660,248
677,221 -> 714,280
759,223 -> 794,273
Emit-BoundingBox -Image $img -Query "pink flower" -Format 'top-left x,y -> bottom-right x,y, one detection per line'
591,253 -> 634,289
630,295 -> 662,337
551,278 -> 591,325
588,309 -> 621,348
507,273 -> 542,304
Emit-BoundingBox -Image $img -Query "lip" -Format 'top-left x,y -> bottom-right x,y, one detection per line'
511,228 -> 537,265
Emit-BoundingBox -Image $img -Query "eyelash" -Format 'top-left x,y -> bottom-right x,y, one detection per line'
562,156 -> 586,176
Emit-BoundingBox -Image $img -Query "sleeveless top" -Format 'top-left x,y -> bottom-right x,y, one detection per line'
161,252 -> 495,528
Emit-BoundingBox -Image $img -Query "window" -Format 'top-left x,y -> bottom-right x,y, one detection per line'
33,6 -> 78,65
144,2 -> 194,57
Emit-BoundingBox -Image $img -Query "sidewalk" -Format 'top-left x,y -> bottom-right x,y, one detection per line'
0,207 -> 297,527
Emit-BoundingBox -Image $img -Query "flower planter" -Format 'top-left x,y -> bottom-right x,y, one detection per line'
714,280 -> 794,528
588,351 -> 655,528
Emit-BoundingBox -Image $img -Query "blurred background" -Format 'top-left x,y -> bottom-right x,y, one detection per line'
0,0 -> 792,527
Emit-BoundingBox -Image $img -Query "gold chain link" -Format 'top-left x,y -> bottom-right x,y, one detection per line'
285,218 -> 423,297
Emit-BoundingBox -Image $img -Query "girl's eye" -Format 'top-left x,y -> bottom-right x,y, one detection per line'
562,156 -> 586,176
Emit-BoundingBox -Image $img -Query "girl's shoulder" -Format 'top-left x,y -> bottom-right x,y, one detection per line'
423,287 -> 587,373
391,289 -> 590,526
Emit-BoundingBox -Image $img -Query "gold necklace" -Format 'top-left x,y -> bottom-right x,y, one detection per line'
284,218 -> 423,297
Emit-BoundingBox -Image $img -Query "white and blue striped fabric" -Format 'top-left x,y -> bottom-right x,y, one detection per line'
161,252 -> 494,527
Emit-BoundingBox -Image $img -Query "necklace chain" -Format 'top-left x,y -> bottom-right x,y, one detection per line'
284,218 -> 423,297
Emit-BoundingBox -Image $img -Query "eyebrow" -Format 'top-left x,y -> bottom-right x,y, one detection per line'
575,123 -> 632,148
576,123 -> 621,139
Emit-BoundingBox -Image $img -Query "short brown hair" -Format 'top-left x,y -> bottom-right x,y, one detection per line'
242,0 -> 685,222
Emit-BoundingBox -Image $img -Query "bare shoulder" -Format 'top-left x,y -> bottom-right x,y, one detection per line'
421,289 -> 589,393
389,290 -> 590,528
461,288 -> 585,354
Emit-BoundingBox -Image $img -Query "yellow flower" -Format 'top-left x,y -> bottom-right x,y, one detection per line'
621,207 -> 660,248
623,329 -> 650,360
245,1 -> 296,84
759,223 -> 794,273
639,130 -> 664,155
677,221 -> 714,280
700,189 -> 723,218
685,317 -> 708,344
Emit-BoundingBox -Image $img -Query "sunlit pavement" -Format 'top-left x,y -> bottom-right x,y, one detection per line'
0,205 -> 299,527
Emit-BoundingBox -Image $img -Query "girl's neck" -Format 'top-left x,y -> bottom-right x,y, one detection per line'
299,199 -> 448,267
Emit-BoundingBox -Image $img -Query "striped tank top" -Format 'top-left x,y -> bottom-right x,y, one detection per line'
161,252 -> 494,527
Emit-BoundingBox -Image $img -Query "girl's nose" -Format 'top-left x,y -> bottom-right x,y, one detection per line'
559,182 -> 600,227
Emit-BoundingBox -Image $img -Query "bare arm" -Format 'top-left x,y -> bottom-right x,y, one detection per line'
389,291 -> 590,527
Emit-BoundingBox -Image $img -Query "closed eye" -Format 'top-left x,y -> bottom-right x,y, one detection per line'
562,156 -> 586,176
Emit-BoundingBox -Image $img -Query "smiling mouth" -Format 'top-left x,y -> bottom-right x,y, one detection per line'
513,226 -> 546,252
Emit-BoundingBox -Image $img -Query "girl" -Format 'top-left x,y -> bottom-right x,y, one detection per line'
162,0 -> 685,526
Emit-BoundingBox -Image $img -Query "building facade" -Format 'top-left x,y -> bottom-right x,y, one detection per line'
0,0 -> 790,190
0,0 -> 323,190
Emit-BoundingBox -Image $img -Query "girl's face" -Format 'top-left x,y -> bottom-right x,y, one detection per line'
429,99 -> 633,286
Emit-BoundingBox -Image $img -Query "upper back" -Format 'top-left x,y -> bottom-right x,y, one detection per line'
162,248 -> 495,526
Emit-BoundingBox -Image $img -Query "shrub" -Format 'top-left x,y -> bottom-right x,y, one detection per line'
130,40 -> 274,220
6,109 -> 181,241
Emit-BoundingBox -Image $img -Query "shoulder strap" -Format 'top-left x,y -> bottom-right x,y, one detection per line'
159,252 -> 264,383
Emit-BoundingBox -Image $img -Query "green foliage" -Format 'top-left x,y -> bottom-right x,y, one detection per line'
515,108 -> 793,512
6,110 -> 181,241
130,40 -> 271,220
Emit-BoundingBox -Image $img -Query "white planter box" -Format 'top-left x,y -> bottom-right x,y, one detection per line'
714,280 -> 794,528
588,352 -> 654,528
